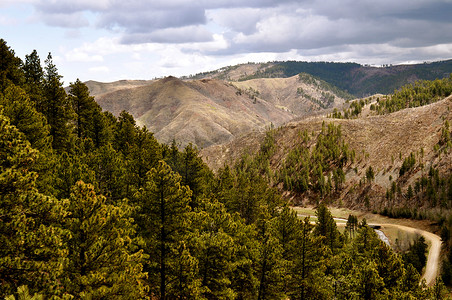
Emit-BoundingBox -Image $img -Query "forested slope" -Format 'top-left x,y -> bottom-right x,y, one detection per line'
0,39 -> 449,299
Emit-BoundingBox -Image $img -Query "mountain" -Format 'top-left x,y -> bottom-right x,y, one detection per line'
93,74 -> 350,148
95,76 -> 296,148
201,95 -> 452,209
187,60 -> 452,97
84,79 -> 154,97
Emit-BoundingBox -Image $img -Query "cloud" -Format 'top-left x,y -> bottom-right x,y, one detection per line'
89,66 -> 110,73
120,25 -> 213,44
39,11 -> 90,28
25,0 -> 452,81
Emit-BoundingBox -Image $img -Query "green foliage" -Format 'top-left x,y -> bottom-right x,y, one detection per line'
402,235 -> 428,274
0,85 -> 51,151
42,53 -> 74,152
134,160 -> 192,299
375,75 -> 452,114
366,165 -> 375,183
0,39 -> 25,92
63,181 -> 147,299
68,79 -> 104,142
400,152 -> 416,176
314,202 -> 343,253
0,113 -> 69,297
5,285 -> 43,300
276,122 -> 352,201
0,39 -> 443,298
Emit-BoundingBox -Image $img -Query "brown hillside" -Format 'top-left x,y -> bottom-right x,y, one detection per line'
231,75 -> 348,116
201,96 -> 452,208
85,79 -> 154,97
95,77 -> 295,148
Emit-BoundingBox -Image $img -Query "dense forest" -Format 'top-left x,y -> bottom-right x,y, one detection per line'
0,39 -> 449,299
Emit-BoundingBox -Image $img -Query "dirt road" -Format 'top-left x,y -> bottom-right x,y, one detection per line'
380,223 -> 442,286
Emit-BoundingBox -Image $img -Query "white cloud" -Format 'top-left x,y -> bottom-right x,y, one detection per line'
89,66 -> 110,73
6,0 -> 449,83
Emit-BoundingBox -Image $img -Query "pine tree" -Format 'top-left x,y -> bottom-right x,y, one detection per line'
288,217 -> 326,300
127,127 -> 161,191
42,53 -> 73,152
114,110 -> 137,156
22,50 -> 44,110
0,113 -> 68,297
0,39 -> 24,92
62,181 -> 147,299
190,199 -> 241,299
135,160 -> 192,299
181,143 -> 209,208
255,215 -> 284,300
68,79 -> 103,141
0,85 -> 51,151
314,202 -> 341,253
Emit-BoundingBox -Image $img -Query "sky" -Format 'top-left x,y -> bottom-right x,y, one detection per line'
2,0 -> 452,84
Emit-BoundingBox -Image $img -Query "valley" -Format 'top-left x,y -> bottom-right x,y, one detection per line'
1,36 -> 451,298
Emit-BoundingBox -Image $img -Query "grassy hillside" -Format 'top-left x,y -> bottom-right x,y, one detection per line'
95,76 -> 295,148
94,75 -> 353,148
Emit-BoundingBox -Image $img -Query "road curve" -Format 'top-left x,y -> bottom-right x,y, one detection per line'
380,223 -> 442,286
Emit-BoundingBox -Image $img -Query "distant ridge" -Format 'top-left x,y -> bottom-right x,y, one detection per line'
185,60 -> 452,97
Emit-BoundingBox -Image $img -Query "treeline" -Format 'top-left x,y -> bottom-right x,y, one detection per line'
0,39 -> 448,299
374,75 -> 452,114
234,60 -> 452,97
275,122 -> 353,202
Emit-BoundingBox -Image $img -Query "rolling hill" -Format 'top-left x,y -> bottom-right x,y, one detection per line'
201,95 -> 452,209
92,74 -> 350,148
94,76 -> 296,148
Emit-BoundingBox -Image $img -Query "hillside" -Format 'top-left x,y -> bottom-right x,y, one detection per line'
95,76 -> 295,148
201,95 -> 452,209
189,60 -> 452,97
93,74 -> 350,148
231,74 -> 351,117
84,79 -> 155,97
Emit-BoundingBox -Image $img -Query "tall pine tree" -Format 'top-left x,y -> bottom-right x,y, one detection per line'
42,53 -> 73,152
135,160 -> 192,299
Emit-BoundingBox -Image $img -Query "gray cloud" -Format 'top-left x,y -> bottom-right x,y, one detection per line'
120,25 -> 213,44
32,0 -> 452,62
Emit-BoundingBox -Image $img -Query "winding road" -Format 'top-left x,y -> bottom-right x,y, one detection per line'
297,209 -> 442,286
379,223 -> 442,286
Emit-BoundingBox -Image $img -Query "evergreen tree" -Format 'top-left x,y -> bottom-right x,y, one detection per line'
255,215 -> 284,300
0,85 -> 51,151
126,126 -> 161,191
68,79 -> 103,141
0,39 -> 24,92
91,144 -> 126,201
181,143 -> 209,208
314,202 -> 341,253
22,50 -> 44,110
135,160 -> 192,299
42,53 -> 73,152
190,200 -> 237,299
0,113 -> 68,297
288,217 -> 326,300
62,181 -> 147,298
114,110 -> 137,156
